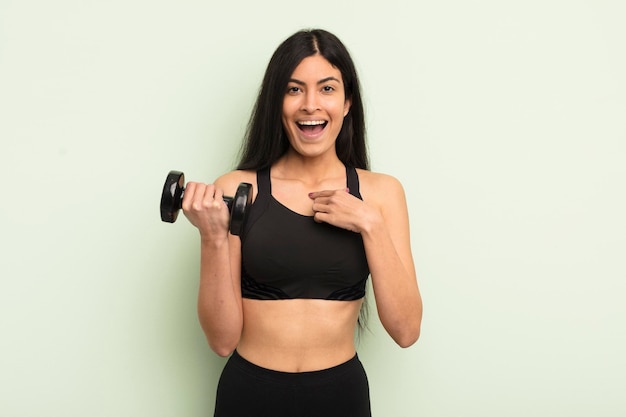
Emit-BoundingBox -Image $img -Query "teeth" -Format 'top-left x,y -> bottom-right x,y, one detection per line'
298,120 -> 326,126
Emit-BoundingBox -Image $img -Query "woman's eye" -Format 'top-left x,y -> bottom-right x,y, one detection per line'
322,85 -> 335,92
287,86 -> 301,94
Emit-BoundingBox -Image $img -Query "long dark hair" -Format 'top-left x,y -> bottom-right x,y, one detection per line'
237,29 -> 369,171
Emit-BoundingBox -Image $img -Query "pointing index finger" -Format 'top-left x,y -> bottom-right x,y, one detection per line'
308,188 -> 350,199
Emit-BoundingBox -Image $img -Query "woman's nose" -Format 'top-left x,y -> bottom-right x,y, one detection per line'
301,92 -> 320,112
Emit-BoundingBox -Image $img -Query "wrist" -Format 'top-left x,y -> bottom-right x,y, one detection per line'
199,233 -> 229,249
357,210 -> 385,236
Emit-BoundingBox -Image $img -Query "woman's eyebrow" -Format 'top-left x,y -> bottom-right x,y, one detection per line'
288,76 -> 342,85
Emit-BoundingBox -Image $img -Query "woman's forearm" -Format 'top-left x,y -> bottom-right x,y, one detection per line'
361,222 -> 422,347
197,236 -> 243,356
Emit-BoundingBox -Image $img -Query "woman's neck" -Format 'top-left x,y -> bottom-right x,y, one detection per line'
273,151 -> 345,184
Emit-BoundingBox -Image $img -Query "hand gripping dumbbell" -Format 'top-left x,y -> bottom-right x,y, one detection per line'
160,170 -> 253,236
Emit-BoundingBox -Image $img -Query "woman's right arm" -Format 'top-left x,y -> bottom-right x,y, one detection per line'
182,178 -> 244,357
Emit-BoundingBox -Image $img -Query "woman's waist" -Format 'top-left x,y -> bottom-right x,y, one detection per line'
228,349 -> 363,381
235,339 -> 357,373
238,299 -> 361,372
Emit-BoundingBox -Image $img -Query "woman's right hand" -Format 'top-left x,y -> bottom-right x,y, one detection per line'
181,182 -> 231,240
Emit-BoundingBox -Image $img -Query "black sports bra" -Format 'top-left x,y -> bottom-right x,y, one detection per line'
240,166 -> 370,300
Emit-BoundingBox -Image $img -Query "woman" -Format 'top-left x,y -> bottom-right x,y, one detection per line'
182,29 -> 422,417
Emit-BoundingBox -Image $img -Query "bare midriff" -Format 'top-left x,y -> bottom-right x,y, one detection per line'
237,298 -> 363,372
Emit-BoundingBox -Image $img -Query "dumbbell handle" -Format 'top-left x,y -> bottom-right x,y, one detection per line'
172,188 -> 236,211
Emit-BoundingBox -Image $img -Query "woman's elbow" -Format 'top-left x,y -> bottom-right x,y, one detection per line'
205,332 -> 240,357
390,314 -> 422,348
212,345 -> 236,358
395,326 -> 421,348
209,339 -> 238,357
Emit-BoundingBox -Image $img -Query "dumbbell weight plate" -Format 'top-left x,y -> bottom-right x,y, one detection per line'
229,183 -> 253,236
160,170 -> 185,223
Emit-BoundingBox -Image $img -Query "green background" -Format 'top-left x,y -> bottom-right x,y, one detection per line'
1,0 -> 624,415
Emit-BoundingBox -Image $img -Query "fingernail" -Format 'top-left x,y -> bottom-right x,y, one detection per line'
308,192 -> 313,198
345,188 -> 350,193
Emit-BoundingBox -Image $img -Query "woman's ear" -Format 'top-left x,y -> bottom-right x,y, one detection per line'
343,97 -> 352,117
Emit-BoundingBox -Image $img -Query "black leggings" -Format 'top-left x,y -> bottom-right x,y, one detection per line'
214,350 -> 372,417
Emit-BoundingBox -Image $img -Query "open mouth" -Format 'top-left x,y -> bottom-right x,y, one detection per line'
297,120 -> 328,135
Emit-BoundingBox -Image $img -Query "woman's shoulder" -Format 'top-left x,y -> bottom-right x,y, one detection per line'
214,169 -> 257,195
355,168 -> 407,208
355,168 -> 404,192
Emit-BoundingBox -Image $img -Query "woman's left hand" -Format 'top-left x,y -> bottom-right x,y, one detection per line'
308,189 -> 382,233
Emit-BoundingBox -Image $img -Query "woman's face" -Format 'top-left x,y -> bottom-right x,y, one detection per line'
282,54 -> 351,159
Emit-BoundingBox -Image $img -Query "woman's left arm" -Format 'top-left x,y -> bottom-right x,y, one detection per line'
310,172 -> 423,347
360,173 -> 422,347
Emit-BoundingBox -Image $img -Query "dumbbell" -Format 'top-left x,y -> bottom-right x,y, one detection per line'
160,170 -> 253,236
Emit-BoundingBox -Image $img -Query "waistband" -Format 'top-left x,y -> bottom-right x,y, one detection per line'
228,350 -> 363,386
